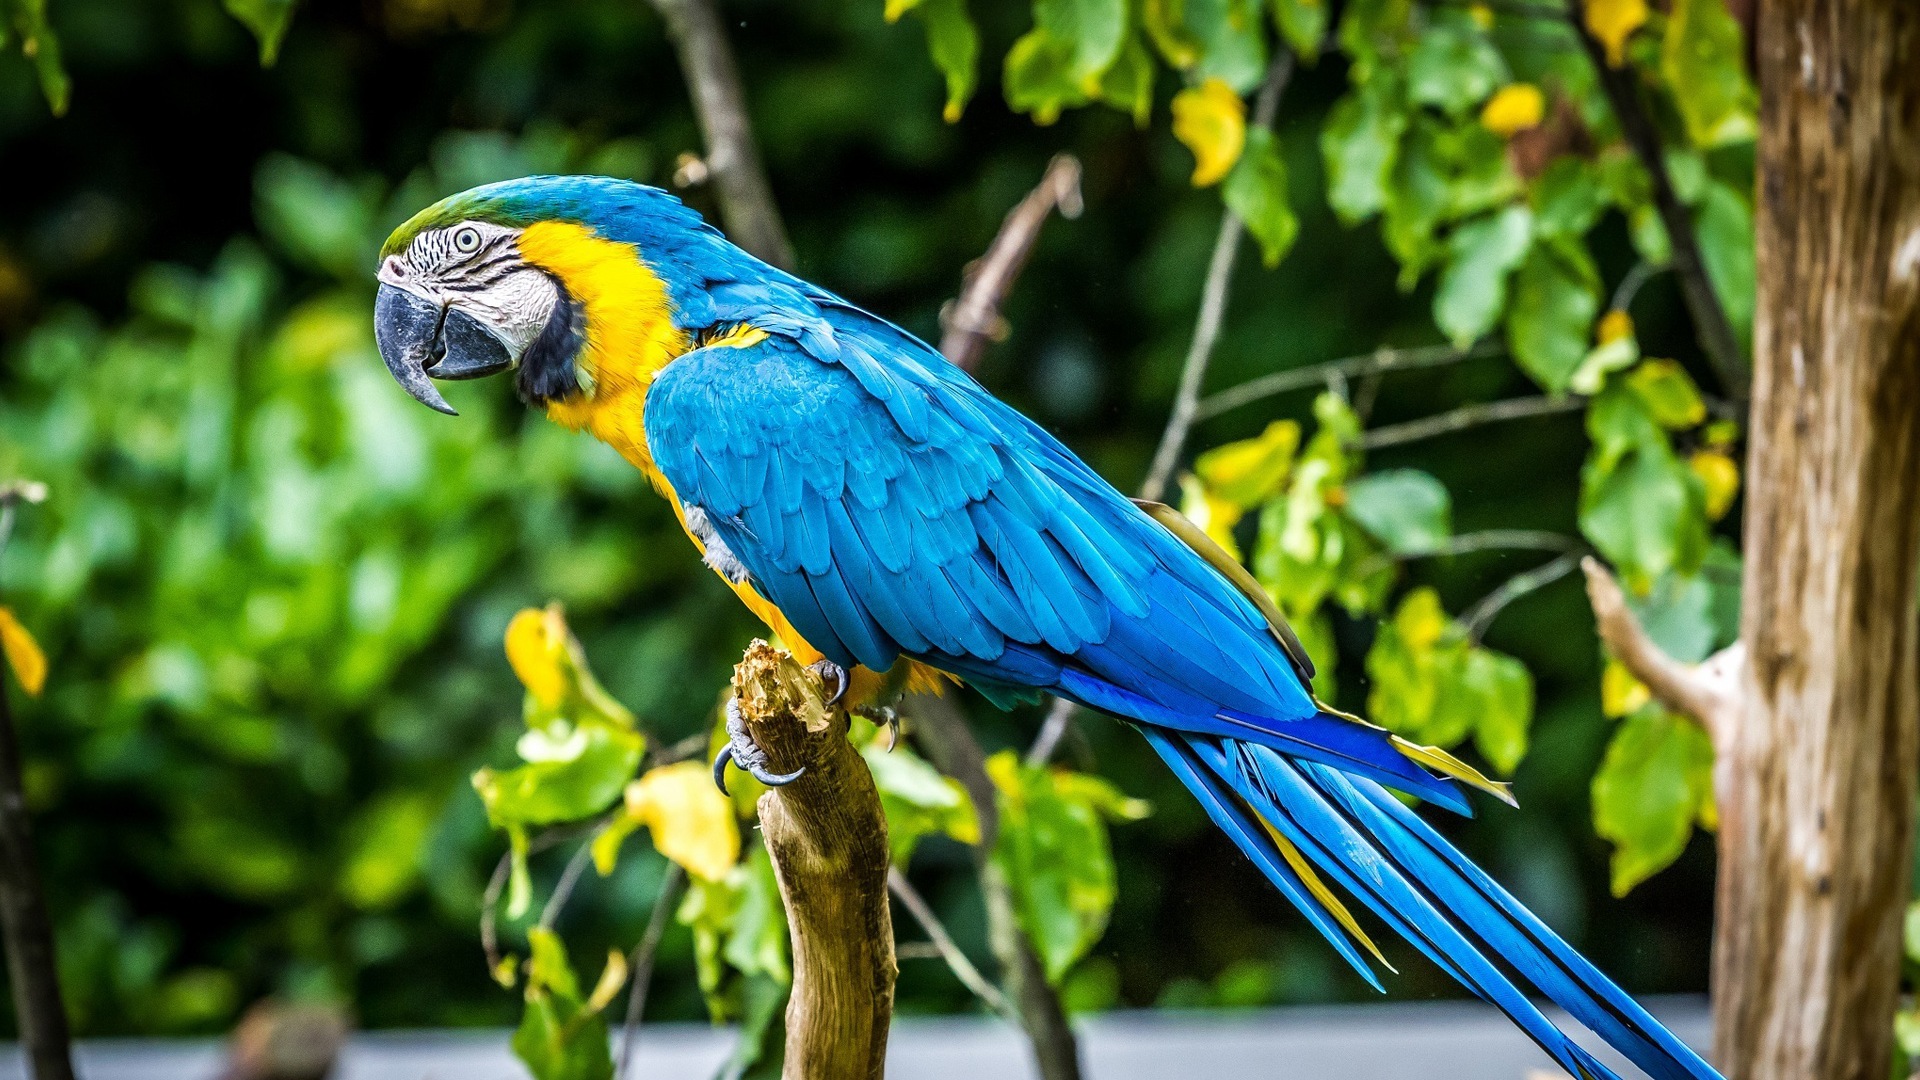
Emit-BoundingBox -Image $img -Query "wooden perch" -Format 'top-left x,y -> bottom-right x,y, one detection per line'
1581,556 -> 1746,757
732,642 -> 895,1080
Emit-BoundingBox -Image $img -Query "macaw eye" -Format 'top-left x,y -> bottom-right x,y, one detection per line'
452,226 -> 482,254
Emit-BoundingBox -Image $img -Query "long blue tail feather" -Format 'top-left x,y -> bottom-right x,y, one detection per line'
1149,730 -> 1717,1080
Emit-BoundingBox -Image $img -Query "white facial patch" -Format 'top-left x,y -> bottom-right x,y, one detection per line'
378,221 -> 561,364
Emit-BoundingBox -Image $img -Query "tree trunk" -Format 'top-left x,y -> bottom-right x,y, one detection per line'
1712,6 -> 1920,1080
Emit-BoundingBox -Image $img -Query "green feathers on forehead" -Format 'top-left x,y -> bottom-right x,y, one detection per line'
380,192 -> 526,259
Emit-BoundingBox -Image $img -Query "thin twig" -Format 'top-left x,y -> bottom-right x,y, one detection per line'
615,863 -> 687,1080
942,156 -> 1084,374
1139,49 -> 1296,505
0,652 -> 76,1080
1609,261 -> 1665,313
1354,529 -> 1584,579
888,867 -> 1017,1021
646,0 -> 795,269
1572,15 -> 1747,400
1196,340 -> 1504,420
1460,551 -> 1584,641
1360,395 -> 1586,450
539,841 -> 597,930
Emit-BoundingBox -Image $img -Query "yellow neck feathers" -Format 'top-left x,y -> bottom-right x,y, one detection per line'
516,221 -> 691,475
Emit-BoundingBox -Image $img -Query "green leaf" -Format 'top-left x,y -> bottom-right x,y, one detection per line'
11,0 -> 68,114
1624,359 -> 1706,429
223,0 -> 299,66
1003,28 -> 1089,124
1381,119 -> 1449,286
1624,568 -> 1717,663
1660,0 -> 1757,148
1097,35 -> 1154,125
1463,648 -> 1534,775
512,929 -> 615,1080
1365,587 -> 1469,746
1223,128 -> 1299,267
1579,390 -> 1709,590
1434,205 -> 1532,346
1336,0 -> 1413,70
1506,237 -> 1601,392
1530,157 -> 1608,239
1405,21 -> 1507,119
472,722 -> 646,829
1034,0 -> 1128,82
913,0 -> 979,122
1141,0 -> 1203,68
254,155 -> 376,279
988,752 -> 1147,983
862,742 -> 979,865
1591,707 -> 1714,896
1695,180 -> 1756,341
340,791 -> 439,909
1267,0 -> 1327,62
1343,469 -> 1451,554
1321,76 -> 1407,225
1185,0 -> 1270,92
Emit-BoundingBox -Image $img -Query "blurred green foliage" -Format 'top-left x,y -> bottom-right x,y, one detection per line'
0,0 -> 1748,1044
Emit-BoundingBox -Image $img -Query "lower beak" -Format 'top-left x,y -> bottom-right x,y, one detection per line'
374,284 -> 514,416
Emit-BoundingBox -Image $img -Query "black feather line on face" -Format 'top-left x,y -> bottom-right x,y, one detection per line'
518,278 -> 586,405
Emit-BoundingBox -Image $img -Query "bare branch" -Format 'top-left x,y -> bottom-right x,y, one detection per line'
538,840 -> 596,930
908,691 -> 1082,1080
615,863 -> 687,1080
1572,19 -> 1747,400
1140,49 -> 1297,505
0,671 -> 76,1080
1196,340 -> 1503,421
888,866 -> 1017,1021
646,0 -> 795,269
1580,557 -> 1745,749
1360,394 -> 1586,450
734,642 -> 894,1080
941,155 -> 1084,374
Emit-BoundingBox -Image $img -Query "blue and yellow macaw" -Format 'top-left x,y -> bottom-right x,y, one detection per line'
374,176 -> 1717,1080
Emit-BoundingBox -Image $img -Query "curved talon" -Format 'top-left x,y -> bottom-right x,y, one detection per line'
808,659 -> 849,707
857,706 -> 901,752
712,745 -> 735,796
746,761 -> 807,787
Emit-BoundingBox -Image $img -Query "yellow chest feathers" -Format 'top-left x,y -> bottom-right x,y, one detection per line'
515,221 -> 689,479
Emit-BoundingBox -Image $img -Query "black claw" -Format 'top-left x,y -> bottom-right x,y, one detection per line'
747,762 -> 806,787
712,745 -> 735,796
857,706 -> 901,752
808,660 -> 848,706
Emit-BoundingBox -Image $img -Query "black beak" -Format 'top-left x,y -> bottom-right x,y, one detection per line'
374,284 -> 514,416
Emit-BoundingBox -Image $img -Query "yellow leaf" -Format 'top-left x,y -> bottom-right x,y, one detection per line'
1601,659 -> 1650,718
1584,0 -> 1648,67
0,608 -> 46,697
1480,84 -> 1545,138
883,0 -> 919,22
1171,78 -> 1246,187
584,949 -> 629,1014
1194,419 -> 1301,509
1690,450 -> 1741,521
1596,308 -> 1634,346
504,606 -> 568,709
1393,587 -> 1450,653
492,953 -> 521,989
1178,475 -> 1245,563
1467,2 -> 1493,29
625,761 -> 741,883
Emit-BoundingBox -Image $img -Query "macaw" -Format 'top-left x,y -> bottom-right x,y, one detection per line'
374,175 -> 1717,1080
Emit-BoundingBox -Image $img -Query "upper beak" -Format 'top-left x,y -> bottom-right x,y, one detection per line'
374,283 -> 515,416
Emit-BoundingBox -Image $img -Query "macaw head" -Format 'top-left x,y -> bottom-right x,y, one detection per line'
374,175 -> 712,415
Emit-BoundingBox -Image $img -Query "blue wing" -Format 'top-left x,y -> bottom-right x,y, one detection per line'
645,321 -> 1717,1080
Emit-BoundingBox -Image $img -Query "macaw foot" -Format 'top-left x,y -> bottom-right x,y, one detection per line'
711,695 -> 807,796
807,659 -> 849,707
854,705 -> 900,752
